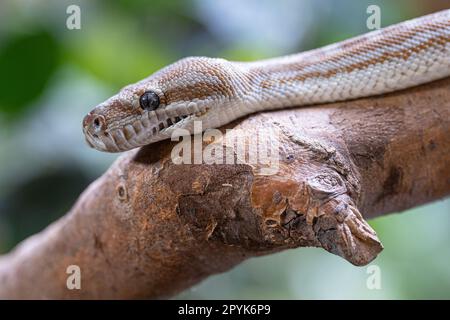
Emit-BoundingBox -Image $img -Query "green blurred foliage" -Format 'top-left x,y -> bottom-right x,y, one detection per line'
115,0 -> 191,14
0,31 -> 59,116
65,17 -> 171,87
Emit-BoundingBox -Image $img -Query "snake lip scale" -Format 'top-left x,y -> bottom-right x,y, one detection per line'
83,9 -> 450,153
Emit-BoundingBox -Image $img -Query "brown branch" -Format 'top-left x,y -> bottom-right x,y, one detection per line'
0,78 -> 449,299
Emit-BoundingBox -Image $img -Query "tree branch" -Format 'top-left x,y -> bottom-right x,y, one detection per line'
0,77 -> 449,299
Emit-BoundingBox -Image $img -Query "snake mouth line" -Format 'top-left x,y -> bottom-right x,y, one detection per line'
147,114 -> 190,136
86,112 -> 195,152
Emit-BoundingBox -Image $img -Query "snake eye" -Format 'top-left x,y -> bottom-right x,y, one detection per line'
139,91 -> 160,111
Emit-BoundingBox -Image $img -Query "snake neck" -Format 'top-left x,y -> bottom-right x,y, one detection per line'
236,9 -> 450,114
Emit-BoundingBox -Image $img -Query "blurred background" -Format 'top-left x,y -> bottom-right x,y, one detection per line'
0,0 -> 449,299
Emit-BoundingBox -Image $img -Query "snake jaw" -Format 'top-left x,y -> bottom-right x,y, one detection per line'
84,130 -> 109,152
83,100 -> 208,152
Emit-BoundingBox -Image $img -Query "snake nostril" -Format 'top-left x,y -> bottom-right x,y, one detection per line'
83,113 -> 106,132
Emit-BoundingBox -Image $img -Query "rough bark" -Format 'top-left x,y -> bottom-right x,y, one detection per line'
0,77 -> 449,299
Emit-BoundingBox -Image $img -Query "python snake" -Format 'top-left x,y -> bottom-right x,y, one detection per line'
83,9 -> 450,153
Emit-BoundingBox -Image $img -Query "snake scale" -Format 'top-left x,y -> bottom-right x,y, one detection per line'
83,9 -> 450,153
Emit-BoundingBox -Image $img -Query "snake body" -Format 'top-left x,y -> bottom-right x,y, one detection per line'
83,9 -> 450,152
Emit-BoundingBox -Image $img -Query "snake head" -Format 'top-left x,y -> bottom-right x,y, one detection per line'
83,57 -> 246,152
